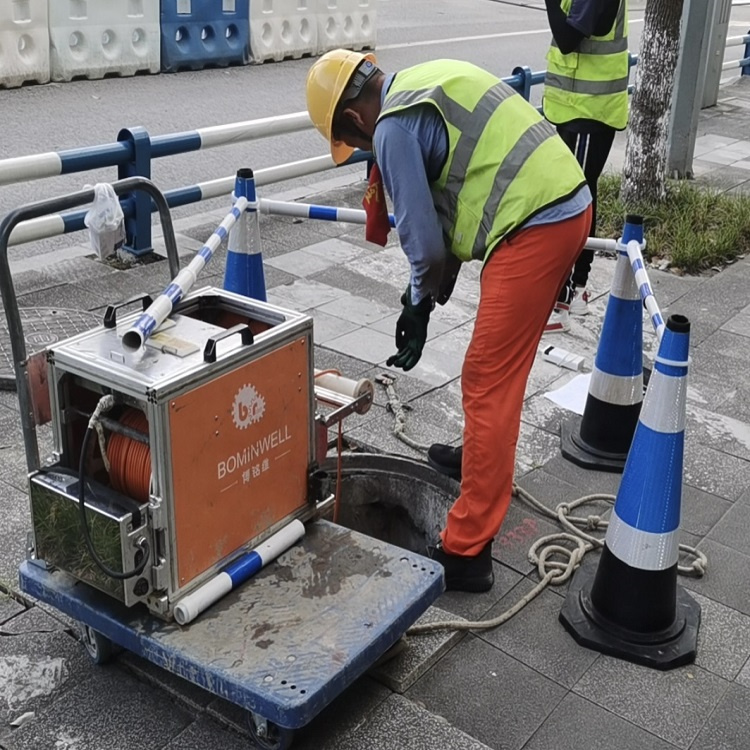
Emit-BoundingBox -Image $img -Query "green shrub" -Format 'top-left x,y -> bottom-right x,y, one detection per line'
597,175 -> 750,273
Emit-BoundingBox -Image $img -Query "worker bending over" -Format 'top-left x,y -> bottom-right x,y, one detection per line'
306,51 -> 592,592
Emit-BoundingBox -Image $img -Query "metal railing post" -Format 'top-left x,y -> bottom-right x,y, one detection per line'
511,65 -> 533,101
117,126 -> 153,256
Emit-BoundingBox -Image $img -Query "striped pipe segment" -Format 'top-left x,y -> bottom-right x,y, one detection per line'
121,196 -> 248,351
605,315 -> 690,572
625,239 -> 666,341
173,519 -> 306,625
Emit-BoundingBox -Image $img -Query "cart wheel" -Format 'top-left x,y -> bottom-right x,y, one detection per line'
80,624 -> 114,665
246,712 -> 295,750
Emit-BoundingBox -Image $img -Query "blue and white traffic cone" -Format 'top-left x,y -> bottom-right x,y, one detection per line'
560,215 -> 644,472
223,168 -> 267,301
560,314 -> 700,670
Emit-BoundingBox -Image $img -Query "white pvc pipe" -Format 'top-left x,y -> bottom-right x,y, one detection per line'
197,112 -> 312,149
0,152 -> 63,187
121,197 -> 247,351
625,239 -> 666,342
8,213 -> 67,247
173,519 -> 305,626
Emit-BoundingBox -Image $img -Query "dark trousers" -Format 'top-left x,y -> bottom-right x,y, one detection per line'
556,124 -> 616,303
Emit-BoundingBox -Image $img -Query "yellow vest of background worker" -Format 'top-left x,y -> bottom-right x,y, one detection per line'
543,0 -> 629,130
377,60 -> 587,264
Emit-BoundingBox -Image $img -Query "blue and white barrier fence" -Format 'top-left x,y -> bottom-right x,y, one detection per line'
173,519 -> 306,625
257,198 -> 619,255
122,195 -> 248,351
624,239 -> 666,342
0,58 -> 637,255
723,31 -> 750,76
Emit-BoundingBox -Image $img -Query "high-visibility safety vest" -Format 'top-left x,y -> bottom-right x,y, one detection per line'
543,0 -> 629,130
377,61 -> 587,264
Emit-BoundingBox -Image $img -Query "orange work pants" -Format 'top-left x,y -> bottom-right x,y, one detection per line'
441,205 -> 592,556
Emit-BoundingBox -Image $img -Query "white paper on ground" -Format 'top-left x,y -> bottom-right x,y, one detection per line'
544,373 -> 591,415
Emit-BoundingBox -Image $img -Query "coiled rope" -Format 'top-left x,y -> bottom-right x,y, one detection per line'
375,376 -> 708,636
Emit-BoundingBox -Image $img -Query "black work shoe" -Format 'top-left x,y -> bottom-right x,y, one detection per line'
428,541 -> 494,593
427,443 -> 462,480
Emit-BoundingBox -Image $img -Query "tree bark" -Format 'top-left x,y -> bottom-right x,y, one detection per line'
620,0 -> 685,207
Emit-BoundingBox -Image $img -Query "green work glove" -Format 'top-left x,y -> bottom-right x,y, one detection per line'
386,285 -> 432,372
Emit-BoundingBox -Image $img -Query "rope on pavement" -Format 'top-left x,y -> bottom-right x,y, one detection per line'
376,375 -> 708,636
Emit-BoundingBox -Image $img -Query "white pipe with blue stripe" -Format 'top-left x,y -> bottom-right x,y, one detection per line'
173,519 -> 306,626
625,239 -> 666,342
121,194 -> 248,351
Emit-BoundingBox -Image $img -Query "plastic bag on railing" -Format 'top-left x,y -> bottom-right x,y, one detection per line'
83,183 -> 125,261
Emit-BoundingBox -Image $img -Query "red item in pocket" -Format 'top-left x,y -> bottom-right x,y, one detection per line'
362,163 -> 391,247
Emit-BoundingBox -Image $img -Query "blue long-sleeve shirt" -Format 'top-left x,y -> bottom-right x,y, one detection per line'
374,73 -> 592,305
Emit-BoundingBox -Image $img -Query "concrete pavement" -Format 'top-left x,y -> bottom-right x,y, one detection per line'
1,77 -> 750,750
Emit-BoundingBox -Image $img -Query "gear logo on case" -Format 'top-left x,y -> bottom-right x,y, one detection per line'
232,384 -> 265,430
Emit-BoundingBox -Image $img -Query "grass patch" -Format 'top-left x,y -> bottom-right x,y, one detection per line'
597,175 -> 750,274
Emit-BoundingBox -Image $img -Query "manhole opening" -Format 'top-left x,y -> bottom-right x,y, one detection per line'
316,453 -> 459,554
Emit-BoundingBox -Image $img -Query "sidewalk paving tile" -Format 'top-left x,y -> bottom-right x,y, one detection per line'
523,693 -> 678,750
0,610 -> 94,729
684,539 -> 750,616
679,484 -> 732,538
317,294 -> 396,326
163,718 -> 250,750
406,634 -> 566,750
267,278 -> 350,310
323,327 -> 397,364
689,592 -> 750,681
435,561 -> 524,622
3,662 -> 192,750
687,683 -> 750,750
326,693 -> 493,750
706,500 -> 750,554
683,440 -> 750,502
572,656 -> 729,749
478,580 -> 601,688
369,606 -> 468,694
0,597 -> 24,624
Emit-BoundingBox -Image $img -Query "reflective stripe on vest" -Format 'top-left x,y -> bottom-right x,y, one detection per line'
543,0 -> 629,130
378,61 -> 587,262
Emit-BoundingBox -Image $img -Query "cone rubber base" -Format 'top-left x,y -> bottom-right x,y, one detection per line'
559,563 -> 701,670
560,415 -> 627,474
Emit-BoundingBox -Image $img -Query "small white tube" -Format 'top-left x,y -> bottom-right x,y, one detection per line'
543,345 -> 586,371
256,519 -> 306,565
172,519 -> 306,626
174,573 -> 232,626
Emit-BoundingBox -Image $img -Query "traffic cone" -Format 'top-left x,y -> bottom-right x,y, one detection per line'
559,314 -> 701,670
560,214 -> 644,472
223,168 -> 267,301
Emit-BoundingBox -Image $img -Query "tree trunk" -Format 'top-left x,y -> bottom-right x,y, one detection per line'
620,0 -> 685,207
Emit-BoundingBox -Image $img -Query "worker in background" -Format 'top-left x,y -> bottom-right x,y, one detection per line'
306,50 -> 592,592
542,0 -> 629,333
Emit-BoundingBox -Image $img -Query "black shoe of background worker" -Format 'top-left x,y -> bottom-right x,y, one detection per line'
428,443 -> 462,480
429,540 -> 494,593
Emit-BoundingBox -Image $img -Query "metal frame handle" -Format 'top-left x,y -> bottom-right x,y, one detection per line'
203,324 -> 254,363
0,176 -> 180,473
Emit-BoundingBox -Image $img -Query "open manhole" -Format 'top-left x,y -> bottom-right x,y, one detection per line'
316,453 -> 459,554
0,308 -> 101,390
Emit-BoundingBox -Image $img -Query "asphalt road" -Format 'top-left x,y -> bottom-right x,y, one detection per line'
0,0 -> 747,258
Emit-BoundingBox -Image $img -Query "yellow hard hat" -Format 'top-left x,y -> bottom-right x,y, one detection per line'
306,49 -> 378,165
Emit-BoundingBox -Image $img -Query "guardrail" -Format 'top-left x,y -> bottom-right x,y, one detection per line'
722,31 -> 750,75
0,55 -> 638,255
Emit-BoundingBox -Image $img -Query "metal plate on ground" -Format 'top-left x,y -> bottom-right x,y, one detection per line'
19,519 -> 444,729
0,308 -> 101,390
